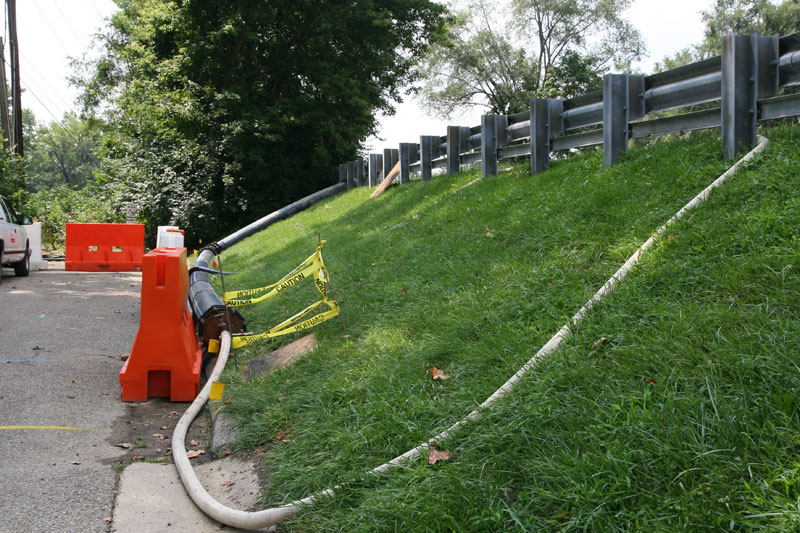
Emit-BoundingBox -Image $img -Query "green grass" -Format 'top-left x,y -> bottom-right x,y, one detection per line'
216,126 -> 800,530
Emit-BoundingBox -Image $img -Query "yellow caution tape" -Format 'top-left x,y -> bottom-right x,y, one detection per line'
227,241 -> 340,349
224,241 -> 329,306
209,381 -> 225,401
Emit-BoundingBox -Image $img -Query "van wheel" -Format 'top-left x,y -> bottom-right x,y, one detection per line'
13,243 -> 30,277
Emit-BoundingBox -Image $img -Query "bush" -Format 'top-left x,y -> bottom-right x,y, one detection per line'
25,182 -> 123,250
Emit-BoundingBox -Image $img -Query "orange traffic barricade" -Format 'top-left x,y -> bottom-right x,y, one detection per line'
65,223 -> 144,271
120,247 -> 202,402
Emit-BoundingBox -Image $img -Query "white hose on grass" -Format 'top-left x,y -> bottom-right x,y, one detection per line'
174,135 -> 769,530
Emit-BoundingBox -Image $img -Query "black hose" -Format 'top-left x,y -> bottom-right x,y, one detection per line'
189,182 -> 347,341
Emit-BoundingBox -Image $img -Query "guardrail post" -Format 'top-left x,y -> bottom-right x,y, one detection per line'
530,98 -> 565,175
346,160 -> 356,190
399,143 -> 411,184
722,34 -> 757,159
383,148 -> 399,178
530,99 -> 549,174
603,74 -> 628,166
420,135 -> 434,182
496,115 -> 509,147
603,74 -> 644,167
459,127 -> 471,154
754,34 -> 780,99
447,126 -> 461,174
357,158 -> 365,187
338,163 -> 347,183
481,114 -> 498,177
368,153 -> 383,187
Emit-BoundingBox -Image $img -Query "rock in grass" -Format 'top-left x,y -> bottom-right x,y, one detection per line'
246,333 -> 318,380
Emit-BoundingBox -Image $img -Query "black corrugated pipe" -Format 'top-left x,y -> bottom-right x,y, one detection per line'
189,182 -> 347,343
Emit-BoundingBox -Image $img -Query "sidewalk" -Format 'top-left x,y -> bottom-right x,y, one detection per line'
0,263 -> 264,533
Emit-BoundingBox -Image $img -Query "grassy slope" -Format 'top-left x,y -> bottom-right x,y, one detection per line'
218,126 -> 799,530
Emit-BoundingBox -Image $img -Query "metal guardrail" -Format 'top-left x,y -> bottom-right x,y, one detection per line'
339,31 -> 800,187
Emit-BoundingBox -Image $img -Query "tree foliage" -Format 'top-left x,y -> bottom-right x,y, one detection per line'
417,0 -> 644,117
78,0 -> 447,244
655,0 -> 800,72
25,113 -> 104,191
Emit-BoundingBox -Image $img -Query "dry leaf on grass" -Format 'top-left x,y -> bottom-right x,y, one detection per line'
186,450 -> 206,459
429,367 -> 451,380
427,449 -> 451,465
592,337 -> 608,348
554,509 -> 570,523
275,423 -> 293,442
189,439 -> 200,446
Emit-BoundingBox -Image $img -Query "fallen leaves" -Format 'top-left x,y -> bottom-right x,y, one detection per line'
275,423 -> 293,442
645,377 -> 657,384
553,509 -> 571,523
102,517 -> 112,523
116,442 -> 133,449
189,439 -> 200,447
592,337 -> 608,348
186,450 -> 206,459
427,448 -> 452,465
485,228 -> 495,238
429,367 -> 451,380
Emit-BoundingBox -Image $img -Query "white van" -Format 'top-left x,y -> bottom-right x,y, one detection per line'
0,194 -> 31,282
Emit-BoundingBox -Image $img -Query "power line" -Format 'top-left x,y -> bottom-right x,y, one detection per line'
18,64 -> 71,121
19,79 -> 102,166
29,0 -> 72,59
88,0 -> 104,20
47,0 -> 84,48
18,48 -> 76,112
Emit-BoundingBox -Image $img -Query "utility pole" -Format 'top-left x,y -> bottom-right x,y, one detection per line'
7,0 -> 22,157
0,38 -> 11,151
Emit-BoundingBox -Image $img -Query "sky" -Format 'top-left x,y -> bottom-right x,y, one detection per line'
2,0 -> 712,151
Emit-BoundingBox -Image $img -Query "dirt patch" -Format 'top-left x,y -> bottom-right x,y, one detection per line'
104,398 -> 215,468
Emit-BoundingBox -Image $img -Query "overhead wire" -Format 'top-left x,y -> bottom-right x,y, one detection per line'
19,79 -> 103,166
18,49 -> 76,112
88,0 -> 104,20
29,0 -> 72,59
47,0 -> 84,47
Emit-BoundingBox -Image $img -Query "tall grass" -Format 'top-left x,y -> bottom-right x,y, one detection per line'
217,126 -> 799,530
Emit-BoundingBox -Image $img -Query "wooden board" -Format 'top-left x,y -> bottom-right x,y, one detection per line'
369,160 -> 401,198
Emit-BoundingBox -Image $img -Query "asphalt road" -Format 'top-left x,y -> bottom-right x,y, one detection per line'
0,263 -> 141,533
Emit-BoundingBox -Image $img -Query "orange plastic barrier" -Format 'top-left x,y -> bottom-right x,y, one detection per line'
119,247 -> 202,402
65,223 -> 145,271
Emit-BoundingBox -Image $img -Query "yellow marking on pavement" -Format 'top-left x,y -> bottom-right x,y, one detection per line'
0,425 -> 94,431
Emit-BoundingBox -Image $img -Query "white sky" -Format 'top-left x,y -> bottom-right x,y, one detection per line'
2,0 -> 711,151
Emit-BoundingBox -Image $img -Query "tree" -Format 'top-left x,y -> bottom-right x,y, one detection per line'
417,0 -> 644,117
79,0 -> 448,244
25,113 -> 104,191
655,0 -> 800,71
